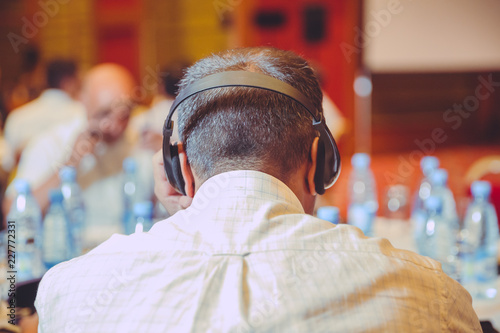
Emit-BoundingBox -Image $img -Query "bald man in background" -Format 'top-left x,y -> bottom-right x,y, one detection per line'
4,63 -> 154,247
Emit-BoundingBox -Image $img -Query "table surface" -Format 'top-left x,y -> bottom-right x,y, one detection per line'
373,217 -> 500,329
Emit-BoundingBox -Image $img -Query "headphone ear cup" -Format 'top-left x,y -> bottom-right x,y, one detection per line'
170,144 -> 187,196
314,138 -> 326,195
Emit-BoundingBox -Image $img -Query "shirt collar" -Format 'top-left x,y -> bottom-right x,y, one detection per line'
190,170 -> 304,215
151,170 -> 307,252
39,88 -> 73,102
149,170 -> 316,254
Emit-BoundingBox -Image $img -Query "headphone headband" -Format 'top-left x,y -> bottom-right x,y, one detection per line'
163,70 -> 341,195
164,71 -> 322,133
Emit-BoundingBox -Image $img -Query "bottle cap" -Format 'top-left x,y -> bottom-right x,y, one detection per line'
351,153 -> 370,170
133,201 -> 153,218
49,189 -> 64,203
424,195 -> 443,213
123,157 -> 137,173
317,206 -> 339,224
14,179 -> 31,195
59,166 -> 77,182
471,180 -> 491,198
420,156 -> 439,176
429,169 -> 448,187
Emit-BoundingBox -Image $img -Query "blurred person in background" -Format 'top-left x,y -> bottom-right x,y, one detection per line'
3,63 -> 153,247
2,59 -> 84,170
128,61 -> 190,220
3,45 -> 45,114
131,61 -> 190,152
310,61 -> 346,141
322,92 -> 346,141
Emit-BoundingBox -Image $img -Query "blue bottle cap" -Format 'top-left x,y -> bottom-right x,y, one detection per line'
14,179 -> 31,195
429,169 -> 448,187
49,189 -> 64,203
123,157 -> 137,173
133,201 -> 153,218
420,156 -> 439,176
317,206 -> 340,224
351,153 -> 370,170
471,180 -> 491,198
424,195 -> 443,212
59,166 -> 77,182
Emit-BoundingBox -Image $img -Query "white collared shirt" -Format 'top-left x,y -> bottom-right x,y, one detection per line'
35,170 -> 481,333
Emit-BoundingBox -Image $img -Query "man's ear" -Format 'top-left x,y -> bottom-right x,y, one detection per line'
178,143 -> 195,198
306,137 -> 319,196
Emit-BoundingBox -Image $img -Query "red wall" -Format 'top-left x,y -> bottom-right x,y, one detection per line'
95,0 -> 141,80
240,0 -> 360,137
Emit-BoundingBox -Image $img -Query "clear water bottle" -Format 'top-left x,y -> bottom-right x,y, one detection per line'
417,195 -> 441,258
420,195 -> 459,279
411,156 -> 439,238
122,157 -> 138,229
317,206 -> 340,225
429,169 -> 459,232
133,201 -> 154,233
6,179 -> 44,282
460,181 -> 499,299
42,189 -> 72,269
347,153 -> 378,236
59,166 -> 85,257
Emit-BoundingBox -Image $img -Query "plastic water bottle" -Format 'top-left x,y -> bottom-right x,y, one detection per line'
42,189 -> 72,269
429,169 -> 459,232
347,153 -> 378,236
411,156 -> 439,238
417,195 -> 441,258
6,179 -> 44,282
59,166 -> 85,257
317,206 -> 340,225
133,201 -> 154,233
460,181 -> 499,299
122,157 -> 139,228
420,195 -> 459,279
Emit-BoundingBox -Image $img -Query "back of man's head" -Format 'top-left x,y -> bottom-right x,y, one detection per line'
46,59 -> 77,89
177,47 -> 323,184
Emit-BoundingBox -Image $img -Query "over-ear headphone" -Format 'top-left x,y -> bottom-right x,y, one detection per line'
162,70 -> 341,196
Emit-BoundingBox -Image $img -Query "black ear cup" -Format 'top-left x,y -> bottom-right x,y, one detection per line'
162,127 -> 187,195
170,144 -> 186,196
314,138 -> 326,195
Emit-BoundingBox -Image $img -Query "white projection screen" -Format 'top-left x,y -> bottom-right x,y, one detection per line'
363,0 -> 500,73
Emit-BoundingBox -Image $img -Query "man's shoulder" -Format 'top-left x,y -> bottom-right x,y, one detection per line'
282,219 -> 442,271
50,231 -> 172,269
4,98 -> 41,131
38,233 -> 146,287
